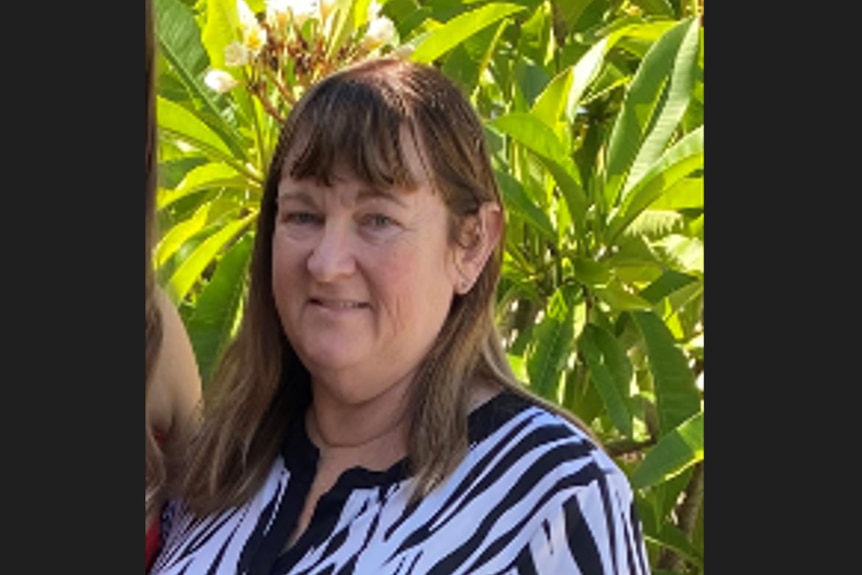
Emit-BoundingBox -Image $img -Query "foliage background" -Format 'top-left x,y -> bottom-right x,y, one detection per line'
153,0 -> 704,571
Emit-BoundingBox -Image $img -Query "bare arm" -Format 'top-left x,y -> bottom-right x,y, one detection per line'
150,287 -> 203,457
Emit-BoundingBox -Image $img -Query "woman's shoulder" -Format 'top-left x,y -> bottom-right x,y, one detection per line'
470,390 -> 630,488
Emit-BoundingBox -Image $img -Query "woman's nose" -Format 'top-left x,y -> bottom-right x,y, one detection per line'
306,221 -> 356,281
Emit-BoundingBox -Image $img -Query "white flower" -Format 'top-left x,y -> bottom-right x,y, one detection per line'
243,24 -> 267,55
367,0 -> 382,20
224,41 -> 252,67
294,0 -> 320,27
361,15 -> 395,51
266,0 -> 320,28
237,0 -> 267,55
390,43 -> 414,60
237,0 -> 258,30
204,69 -> 240,93
265,0 -> 292,31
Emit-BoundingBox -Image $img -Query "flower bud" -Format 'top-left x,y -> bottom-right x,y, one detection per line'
361,16 -> 395,51
204,69 -> 240,94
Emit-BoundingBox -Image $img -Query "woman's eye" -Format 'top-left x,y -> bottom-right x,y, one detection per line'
282,212 -> 320,225
362,213 -> 396,228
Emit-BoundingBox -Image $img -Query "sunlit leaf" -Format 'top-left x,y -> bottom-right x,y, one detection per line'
594,282 -> 653,312
158,162 -> 250,210
202,0 -> 239,71
155,203 -> 212,268
167,212 -> 257,301
630,310 -> 700,435
532,24 -> 646,128
632,411 -> 703,489
604,17 -> 700,207
654,234 -> 703,274
573,257 -> 610,287
607,126 -> 703,243
154,0 -> 247,158
157,96 -> 234,157
527,287 -> 576,402
410,3 -> 526,64
639,269 -> 699,304
158,96 -> 260,181
489,113 -> 587,237
647,176 -> 703,210
629,0 -> 675,18
495,169 -> 556,242
578,324 -> 633,436
187,234 -> 254,385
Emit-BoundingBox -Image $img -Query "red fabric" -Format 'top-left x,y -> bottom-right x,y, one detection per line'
146,430 -> 167,572
146,518 -> 161,573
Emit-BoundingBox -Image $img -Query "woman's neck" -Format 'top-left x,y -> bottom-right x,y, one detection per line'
306,383 -> 410,469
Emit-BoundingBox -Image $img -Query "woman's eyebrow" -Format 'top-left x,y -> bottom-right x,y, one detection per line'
276,189 -> 315,207
355,187 -> 410,208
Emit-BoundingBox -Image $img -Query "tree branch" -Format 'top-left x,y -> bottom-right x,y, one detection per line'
657,461 -> 704,572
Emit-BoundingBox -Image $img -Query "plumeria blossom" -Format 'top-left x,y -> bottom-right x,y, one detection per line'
367,0 -> 382,20
244,25 -> 267,55
204,69 -> 240,93
390,43 -> 414,60
224,41 -> 252,67
238,0 -> 267,55
265,0 -> 292,31
361,15 -> 395,51
266,0 -> 320,29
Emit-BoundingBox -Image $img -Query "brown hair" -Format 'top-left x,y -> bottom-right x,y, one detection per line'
180,57 -> 591,513
145,0 -> 166,516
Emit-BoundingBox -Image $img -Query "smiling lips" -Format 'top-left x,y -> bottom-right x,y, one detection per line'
309,298 -> 369,310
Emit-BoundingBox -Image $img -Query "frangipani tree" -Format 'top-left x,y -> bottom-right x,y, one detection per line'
154,0 -> 704,571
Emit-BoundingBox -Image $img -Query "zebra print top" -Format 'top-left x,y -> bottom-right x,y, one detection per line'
150,391 -> 651,574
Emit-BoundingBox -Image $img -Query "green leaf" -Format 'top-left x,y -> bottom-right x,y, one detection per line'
494,168 -> 556,242
527,287 -> 576,403
578,324 -> 633,436
629,0 -> 675,18
157,96 -> 234,157
532,25 -> 641,128
202,0 -> 239,71
624,210 -> 685,239
187,233 -> 254,385
632,411 -> 703,489
410,3 -> 526,64
654,233 -> 703,274
158,162 -> 250,210
572,257 -> 610,287
604,17 -> 701,208
630,310 -> 700,435
167,212 -> 257,301
647,175 -> 703,210
594,283 -> 653,312
607,126 -> 703,244
158,96 -> 261,181
639,269 -> 699,304
489,113 -> 587,238
154,0 -> 247,159
155,202 -> 212,268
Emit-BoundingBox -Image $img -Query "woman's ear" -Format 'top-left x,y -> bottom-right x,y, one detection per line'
453,202 -> 503,294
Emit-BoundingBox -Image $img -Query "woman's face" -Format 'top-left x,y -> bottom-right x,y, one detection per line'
271,134 -> 462,406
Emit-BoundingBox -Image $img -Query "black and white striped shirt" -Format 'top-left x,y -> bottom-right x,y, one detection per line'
151,392 -> 650,574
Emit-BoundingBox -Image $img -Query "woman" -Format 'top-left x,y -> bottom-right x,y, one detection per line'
146,0 -> 203,570
152,57 -> 650,574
